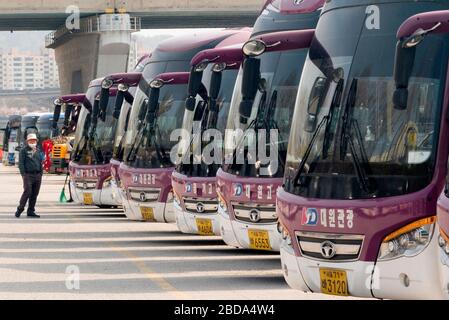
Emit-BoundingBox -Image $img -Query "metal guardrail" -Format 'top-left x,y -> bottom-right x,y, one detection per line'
45,14 -> 141,48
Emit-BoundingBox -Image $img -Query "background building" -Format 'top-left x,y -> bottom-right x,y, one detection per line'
0,48 -> 59,91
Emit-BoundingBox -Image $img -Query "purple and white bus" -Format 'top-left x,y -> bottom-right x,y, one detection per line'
69,74 -> 138,208
278,0 -> 449,299
171,31 -> 252,236
216,0 -> 324,251
51,94 -> 85,173
118,30 -> 251,222
98,72 -> 143,208
120,72 -> 190,222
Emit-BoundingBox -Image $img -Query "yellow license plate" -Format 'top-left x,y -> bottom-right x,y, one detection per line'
196,218 -> 214,236
248,229 -> 271,251
83,193 -> 93,205
140,207 -> 155,221
320,268 -> 349,296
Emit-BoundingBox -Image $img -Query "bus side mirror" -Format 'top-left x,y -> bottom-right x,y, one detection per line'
138,99 -> 148,122
53,103 -> 62,130
148,88 -> 160,114
113,92 -> 125,119
185,96 -> 196,111
145,88 -> 160,124
209,71 -> 222,115
393,42 -> 416,110
210,71 -> 222,101
64,105 -> 73,127
99,87 -> 110,120
90,99 -> 100,135
123,91 -> 134,105
305,77 -> 326,133
83,113 -> 91,138
239,57 -> 261,123
186,69 -> 203,111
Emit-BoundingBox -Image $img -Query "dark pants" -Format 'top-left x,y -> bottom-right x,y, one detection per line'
18,173 -> 42,214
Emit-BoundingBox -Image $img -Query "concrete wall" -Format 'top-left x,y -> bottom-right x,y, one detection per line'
54,30 -> 132,94
54,34 -> 100,94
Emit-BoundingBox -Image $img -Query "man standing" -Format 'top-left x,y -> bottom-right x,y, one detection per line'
15,133 -> 43,218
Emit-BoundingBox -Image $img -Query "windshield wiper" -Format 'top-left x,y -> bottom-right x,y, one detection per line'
322,79 -> 344,159
180,100 -> 208,174
293,115 -> 329,187
258,90 -> 286,176
87,131 -> 103,164
149,123 -> 169,166
228,90 -> 267,171
293,76 -> 344,186
339,79 -> 375,194
343,121 -> 374,193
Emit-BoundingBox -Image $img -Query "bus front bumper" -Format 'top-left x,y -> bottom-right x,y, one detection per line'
218,207 -> 240,248
281,233 -> 445,299
174,204 -> 221,236
125,198 -> 175,223
229,219 -> 282,252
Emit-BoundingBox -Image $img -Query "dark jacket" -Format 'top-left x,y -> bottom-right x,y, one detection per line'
18,146 -> 43,175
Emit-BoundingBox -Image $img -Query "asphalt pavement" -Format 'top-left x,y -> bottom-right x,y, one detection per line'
0,165 -> 357,300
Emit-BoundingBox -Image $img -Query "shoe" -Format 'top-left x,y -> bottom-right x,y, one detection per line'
15,210 -> 22,218
27,212 -> 40,218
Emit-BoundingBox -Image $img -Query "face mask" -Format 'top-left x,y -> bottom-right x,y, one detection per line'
28,143 -> 37,149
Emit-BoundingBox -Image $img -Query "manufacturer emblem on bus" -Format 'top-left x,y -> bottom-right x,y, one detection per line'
196,202 -> 205,213
320,241 -> 336,259
249,209 -> 261,223
139,192 -> 146,202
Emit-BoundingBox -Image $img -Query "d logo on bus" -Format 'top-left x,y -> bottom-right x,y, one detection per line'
234,183 -> 243,197
301,208 -> 318,226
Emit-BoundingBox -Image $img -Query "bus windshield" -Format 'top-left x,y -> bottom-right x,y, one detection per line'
123,60 -> 190,165
177,66 -> 238,177
284,3 -> 449,200
37,118 -> 64,141
72,87 -> 117,165
124,83 -> 188,169
112,90 -> 134,161
222,48 -> 308,178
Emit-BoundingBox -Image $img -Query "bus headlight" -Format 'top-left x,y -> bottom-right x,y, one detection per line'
378,216 -> 436,261
217,191 -> 228,215
439,228 -> 449,256
102,176 -> 112,188
166,191 -> 174,204
173,191 -> 181,208
278,222 -> 292,247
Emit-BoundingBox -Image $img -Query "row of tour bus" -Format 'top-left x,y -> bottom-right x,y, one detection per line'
1,112 -> 67,169
50,0 -> 449,299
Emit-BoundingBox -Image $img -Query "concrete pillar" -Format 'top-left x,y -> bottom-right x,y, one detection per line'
48,14 -> 138,94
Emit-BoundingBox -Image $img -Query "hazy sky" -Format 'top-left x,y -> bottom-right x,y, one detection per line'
0,29 -> 222,54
